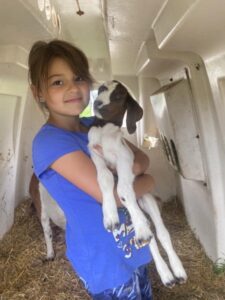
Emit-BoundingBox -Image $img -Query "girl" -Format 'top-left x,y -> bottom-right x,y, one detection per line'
29,39 -> 154,299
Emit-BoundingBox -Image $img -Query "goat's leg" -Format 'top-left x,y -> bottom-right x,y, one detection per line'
116,180 -> 153,242
40,208 -> 55,260
139,194 -> 187,284
115,144 -> 152,242
149,235 -> 176,288
90,151 -> 119,231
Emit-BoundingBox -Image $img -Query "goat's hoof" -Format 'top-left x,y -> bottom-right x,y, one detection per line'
114,222 -> 120,230
134,230 -> 153,245
172,266 -> 188,284
175,276 -> 187,285
133,219 -> 153,244
136,236 -> 152,247
42,255 -> 55,263
103,213 -> 120,232
165,279 -> 176,289
159,267 -> 176,288
106,222 -> 120,232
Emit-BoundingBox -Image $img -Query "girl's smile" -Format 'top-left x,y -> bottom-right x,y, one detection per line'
64,97 -> 83,103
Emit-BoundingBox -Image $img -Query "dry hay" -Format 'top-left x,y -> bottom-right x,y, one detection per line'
0,199 -> 225,300
150,200 -> 225,300
0,200 -> 91,300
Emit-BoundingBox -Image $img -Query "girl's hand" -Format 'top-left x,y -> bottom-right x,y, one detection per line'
125,139 -> 150,175
92,144 -> 103,157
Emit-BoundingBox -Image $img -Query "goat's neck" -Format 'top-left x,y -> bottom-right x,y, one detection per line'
93,117 -> 123,128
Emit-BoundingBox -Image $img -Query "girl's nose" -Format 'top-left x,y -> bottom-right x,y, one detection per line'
68,80 -> 80,91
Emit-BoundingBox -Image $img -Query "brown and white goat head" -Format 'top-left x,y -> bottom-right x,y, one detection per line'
94,80 -> 143,134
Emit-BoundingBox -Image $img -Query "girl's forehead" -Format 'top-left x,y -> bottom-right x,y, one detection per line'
48,57 -> 74,75
48,57 -> 70,69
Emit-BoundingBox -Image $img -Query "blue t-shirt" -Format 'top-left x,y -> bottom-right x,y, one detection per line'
32,117 -> 151,294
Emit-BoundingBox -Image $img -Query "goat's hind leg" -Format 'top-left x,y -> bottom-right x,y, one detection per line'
40,209 -> 55,260
149,235 -> 176,288
139,194 -> 187,284
117,182 -> 153,243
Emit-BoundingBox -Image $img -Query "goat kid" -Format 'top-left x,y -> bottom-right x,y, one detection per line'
88,80 -> 187,288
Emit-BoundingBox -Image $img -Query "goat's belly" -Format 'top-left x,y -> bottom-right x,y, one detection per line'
103,149 -> 117,166
47,202 -> 66,229
40,184 -> 66,229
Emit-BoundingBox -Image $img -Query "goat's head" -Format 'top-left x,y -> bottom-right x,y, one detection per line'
94,80 -> 143,134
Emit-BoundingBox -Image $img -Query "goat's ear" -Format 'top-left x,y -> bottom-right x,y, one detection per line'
126,95 -> 143,134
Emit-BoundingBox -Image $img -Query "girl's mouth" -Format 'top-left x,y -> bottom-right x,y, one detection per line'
65,98 -> 82,103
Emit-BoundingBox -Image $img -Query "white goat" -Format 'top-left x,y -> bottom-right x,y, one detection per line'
29,80 -> 187,287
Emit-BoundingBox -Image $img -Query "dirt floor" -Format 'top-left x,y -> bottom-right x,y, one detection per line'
0,198 -> 225,300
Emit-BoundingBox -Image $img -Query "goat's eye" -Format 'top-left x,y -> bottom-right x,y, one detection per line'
98,85 -> 108,95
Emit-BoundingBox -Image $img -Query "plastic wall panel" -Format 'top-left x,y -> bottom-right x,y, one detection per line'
151,79 -> 205,181
0,94 -> 20,238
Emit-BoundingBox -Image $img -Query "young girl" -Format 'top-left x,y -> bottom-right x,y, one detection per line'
29,39 -> 155,299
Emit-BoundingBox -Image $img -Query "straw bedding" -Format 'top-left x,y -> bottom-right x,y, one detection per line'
0,198 -> 224,300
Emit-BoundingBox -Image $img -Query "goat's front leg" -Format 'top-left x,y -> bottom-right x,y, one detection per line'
139,194 -> 187,284
90,150 -> 120,231
116,145 -> 152,242
88,127 -> 119,231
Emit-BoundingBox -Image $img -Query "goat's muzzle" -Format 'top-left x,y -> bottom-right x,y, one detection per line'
94,100 -> 103,110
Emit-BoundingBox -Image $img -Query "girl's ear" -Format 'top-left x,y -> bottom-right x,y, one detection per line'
126,95 -> 143,134
30,84 -> 42,100
31,85 -> 38,99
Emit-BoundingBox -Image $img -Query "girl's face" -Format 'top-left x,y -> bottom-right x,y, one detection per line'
40,57 -> 90,119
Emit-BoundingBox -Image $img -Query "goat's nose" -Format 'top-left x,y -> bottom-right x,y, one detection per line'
94,100 -> 103,110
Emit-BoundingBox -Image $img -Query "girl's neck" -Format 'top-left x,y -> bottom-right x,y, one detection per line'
47,115 -> 88,133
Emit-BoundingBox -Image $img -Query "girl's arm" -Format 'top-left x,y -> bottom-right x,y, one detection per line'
50,151 -> 154,207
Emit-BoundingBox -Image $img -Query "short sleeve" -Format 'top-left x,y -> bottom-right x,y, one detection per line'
32,125 -> 85,178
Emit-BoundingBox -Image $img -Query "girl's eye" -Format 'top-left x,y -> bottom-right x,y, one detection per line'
52,80 -> 63,86
75,76 -> 85,82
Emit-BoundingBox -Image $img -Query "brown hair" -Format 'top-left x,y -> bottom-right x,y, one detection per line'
28,39 -> 94,100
